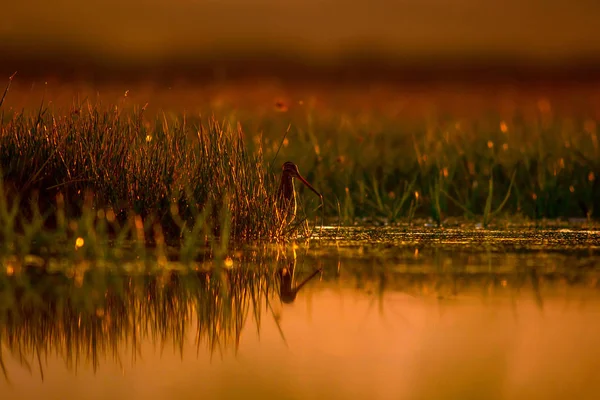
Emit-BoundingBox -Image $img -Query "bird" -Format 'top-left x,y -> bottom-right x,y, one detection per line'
276,161 -> 322,223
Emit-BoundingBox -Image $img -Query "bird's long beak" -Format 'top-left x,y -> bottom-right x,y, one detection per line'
296,173 -> 323,200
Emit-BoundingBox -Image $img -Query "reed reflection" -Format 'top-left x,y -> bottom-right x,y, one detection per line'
0,264 -> 283,381
0,248 -> 598,382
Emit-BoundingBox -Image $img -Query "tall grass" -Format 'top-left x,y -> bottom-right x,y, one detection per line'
247,94 -> 600,225
0,96 -> 298,243
1,78 -> 599,245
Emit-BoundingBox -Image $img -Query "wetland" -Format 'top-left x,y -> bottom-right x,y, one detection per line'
1,78 -> 600,399
1,227 -> 600,399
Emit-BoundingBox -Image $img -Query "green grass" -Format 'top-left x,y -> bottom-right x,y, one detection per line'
1,77 -> 600,254
0,86 -> 307,244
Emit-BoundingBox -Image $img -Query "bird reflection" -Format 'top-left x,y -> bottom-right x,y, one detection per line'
278,260 -> 322,304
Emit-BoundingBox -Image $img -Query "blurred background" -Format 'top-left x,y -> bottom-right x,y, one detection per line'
3,0 -> 600,83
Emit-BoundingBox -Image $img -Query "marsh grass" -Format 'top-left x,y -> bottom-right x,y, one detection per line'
1,77 -> 600,257
0,86 -> 310,248
231,87 -> 600,226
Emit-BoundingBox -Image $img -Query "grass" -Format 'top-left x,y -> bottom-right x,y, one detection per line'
1,77 -> 599,255
1,79 -> 311,245
1,76 -> 599,392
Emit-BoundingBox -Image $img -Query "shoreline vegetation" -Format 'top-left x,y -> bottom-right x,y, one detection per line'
1,75 -> 599,260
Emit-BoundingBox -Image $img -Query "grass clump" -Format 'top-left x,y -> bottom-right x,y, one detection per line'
0,97 -> 297,244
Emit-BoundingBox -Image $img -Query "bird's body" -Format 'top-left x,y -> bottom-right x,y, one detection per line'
277,161 -> 322,223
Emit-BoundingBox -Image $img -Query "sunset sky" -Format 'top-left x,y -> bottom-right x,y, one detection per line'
3,0 -> 600,64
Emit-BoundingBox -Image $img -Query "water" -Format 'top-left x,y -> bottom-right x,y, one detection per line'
2,227 -> 600,400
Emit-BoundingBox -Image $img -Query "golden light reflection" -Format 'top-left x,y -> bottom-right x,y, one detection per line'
75,237 -> 85,249
106,209 -> 116,222
0,248 -> 599,399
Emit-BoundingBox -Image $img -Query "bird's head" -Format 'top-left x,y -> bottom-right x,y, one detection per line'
282,161 -> 301,178
281,161 -> 323,200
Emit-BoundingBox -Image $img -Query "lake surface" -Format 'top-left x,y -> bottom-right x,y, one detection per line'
2,227 -> 600,400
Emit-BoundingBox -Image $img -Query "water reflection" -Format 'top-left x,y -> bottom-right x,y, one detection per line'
279,262 -> 321,304
0,266 -> 275,379
1,244 -> 599,398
